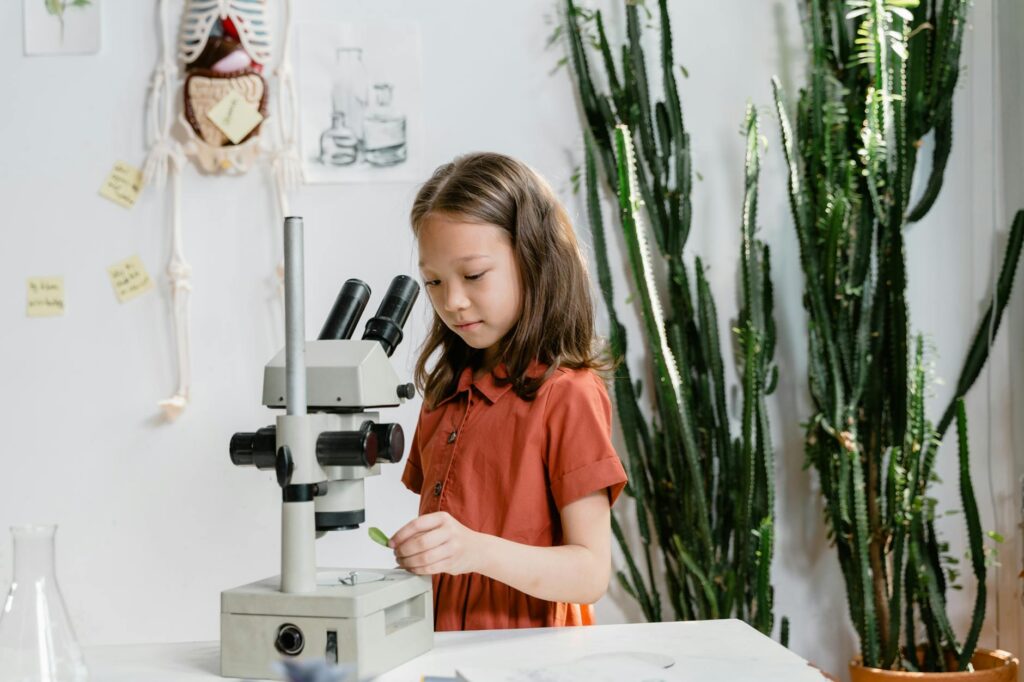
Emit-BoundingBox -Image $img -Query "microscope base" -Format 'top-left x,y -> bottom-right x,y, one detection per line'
220,568 -> 433,680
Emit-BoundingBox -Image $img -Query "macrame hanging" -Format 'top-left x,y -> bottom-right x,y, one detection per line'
142,0 -> 300,420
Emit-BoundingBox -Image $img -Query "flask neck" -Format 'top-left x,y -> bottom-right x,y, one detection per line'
12,525 -> 57,581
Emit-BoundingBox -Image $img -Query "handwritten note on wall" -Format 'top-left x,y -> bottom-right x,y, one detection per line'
99,161 -> 144,209
26,277 -> 64,317
206,90 -> 263,144
107,255 -> 154,303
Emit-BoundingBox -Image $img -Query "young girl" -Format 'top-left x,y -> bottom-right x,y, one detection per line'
390,152 -> 628,631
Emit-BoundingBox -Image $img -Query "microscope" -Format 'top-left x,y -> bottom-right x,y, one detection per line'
220,217 -> 433,680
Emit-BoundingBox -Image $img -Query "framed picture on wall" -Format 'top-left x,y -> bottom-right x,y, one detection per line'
297,22 -> 423,184
23,0 -> 101,56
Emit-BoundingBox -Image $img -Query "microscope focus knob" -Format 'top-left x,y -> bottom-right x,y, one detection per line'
316,421 -> 378,468
229,427 -> 277,469
275,445 -> 294,487
373,423 -> 405,464
397,383 -> 416,400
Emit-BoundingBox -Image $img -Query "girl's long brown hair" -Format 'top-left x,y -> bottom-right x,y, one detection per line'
411,152 -> 608,409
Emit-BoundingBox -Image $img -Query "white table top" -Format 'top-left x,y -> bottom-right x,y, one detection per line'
85,619 -> 829,681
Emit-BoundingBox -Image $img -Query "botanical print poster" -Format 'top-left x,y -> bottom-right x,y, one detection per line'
298,22 -> 423,184
24,0 -> 101,56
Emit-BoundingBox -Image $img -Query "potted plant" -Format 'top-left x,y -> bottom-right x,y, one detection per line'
771,0 -> 1023,675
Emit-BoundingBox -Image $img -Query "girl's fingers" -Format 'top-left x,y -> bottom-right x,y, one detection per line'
399,540 -> 448,569
394,527 -> 448,560
389,512 -> 448,548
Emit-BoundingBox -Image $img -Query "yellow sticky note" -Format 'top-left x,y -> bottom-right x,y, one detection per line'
107,255 -> 155,303
99,161 -> 144,209
206,90 -> 264,144
26,277 -> 65,317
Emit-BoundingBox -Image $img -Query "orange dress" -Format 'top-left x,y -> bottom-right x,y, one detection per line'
400,361 -> 628,631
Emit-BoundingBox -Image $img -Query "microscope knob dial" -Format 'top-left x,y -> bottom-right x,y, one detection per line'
316,421 -> 379,468
373,423 -> 405,463
397,383 -> 416,400
275,445 -> 294,487
229,427 -> 277,469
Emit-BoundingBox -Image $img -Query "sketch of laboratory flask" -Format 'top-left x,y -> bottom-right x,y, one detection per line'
330,47 -> 369,146
319,111 -> 358,166
364,82 -> 407,167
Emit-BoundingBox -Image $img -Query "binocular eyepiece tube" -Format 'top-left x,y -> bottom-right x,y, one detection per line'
318,275 -> 420,358
361,275 -> 420,357
318,279 -> 371,341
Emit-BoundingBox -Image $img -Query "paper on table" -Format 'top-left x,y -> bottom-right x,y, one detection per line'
26,276 -> 64,317
99,161 -> 144,209
107,255 -> 154,303
206,90 -> 264,144
456,655 -> 684,682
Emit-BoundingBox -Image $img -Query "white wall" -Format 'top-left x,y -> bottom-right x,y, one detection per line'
997,0 -> 1024,665
0,1 -> 1017,680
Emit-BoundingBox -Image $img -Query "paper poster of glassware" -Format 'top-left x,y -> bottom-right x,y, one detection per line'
23,0 -> 101,56
298,22 -> 422,184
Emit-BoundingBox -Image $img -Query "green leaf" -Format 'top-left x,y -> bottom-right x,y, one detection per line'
987,530 -> 1004,543
368,527 -> 390,547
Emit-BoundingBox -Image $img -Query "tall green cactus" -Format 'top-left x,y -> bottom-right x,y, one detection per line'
566,0 -> 781,636
773,0 -> 1024,670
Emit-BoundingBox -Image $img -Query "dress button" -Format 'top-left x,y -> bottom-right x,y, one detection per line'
447,430 -> 457,444
433,481 -> 443,496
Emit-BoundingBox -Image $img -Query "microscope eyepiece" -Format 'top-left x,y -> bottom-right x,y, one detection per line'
361,275 -> 420,357
318,279 -> 371,341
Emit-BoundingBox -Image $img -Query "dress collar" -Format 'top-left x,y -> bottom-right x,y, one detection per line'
434,359 -> 548,407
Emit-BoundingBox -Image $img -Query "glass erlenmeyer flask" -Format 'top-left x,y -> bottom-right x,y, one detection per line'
0,525 -> 88,681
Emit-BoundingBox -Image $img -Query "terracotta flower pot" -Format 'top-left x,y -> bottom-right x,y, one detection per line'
850,649 -> 1019,681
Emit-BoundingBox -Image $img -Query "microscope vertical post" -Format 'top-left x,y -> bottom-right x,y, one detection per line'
279,216 -> 318,593
284,217 -> 307,416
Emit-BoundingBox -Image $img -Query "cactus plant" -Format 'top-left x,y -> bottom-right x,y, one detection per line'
771,0 -> 1024,670
566,0 -> 781,636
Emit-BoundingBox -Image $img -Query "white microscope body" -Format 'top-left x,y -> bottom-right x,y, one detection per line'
221,217 -> 433,680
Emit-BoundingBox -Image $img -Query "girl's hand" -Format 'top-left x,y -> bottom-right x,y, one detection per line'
390,511 -> 482,576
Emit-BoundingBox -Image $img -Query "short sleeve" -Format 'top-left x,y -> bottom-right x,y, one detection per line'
544,371 -> 628,509
400,412 -> 425,495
